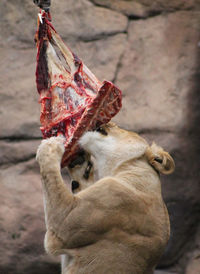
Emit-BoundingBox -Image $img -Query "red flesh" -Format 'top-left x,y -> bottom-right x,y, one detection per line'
35,11 -> 122,166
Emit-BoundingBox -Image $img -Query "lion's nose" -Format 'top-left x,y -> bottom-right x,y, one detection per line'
71,180 -> 80,192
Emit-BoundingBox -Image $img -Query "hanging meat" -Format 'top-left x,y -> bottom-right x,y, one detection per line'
34,9 -> 122,166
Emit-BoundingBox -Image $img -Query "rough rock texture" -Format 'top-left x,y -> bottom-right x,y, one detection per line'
0,0 -> 200,273
155,271 -> 176,274
90,0 -> 200,17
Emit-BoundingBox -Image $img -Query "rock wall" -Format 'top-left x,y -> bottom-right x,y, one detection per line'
0,0 -> 200,273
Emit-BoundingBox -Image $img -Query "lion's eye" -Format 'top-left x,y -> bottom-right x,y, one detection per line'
96,127 -> 108,136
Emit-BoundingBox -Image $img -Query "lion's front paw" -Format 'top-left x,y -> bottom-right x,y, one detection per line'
36,136 -> 65,166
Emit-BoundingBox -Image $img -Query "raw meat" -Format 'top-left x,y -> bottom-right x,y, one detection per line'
35,10 -> 122,166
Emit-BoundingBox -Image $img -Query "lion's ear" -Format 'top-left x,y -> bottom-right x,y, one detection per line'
146,143 -> 175,175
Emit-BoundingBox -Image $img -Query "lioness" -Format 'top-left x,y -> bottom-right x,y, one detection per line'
36,123 -> 175,274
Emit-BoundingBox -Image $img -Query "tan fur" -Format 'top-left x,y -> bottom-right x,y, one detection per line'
36,123 -> 175,274
146,142 -> 175,175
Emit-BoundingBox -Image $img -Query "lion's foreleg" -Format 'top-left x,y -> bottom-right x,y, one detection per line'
36,137 -> 76,251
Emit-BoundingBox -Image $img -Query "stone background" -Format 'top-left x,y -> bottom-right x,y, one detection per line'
0,0 -> 200,273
